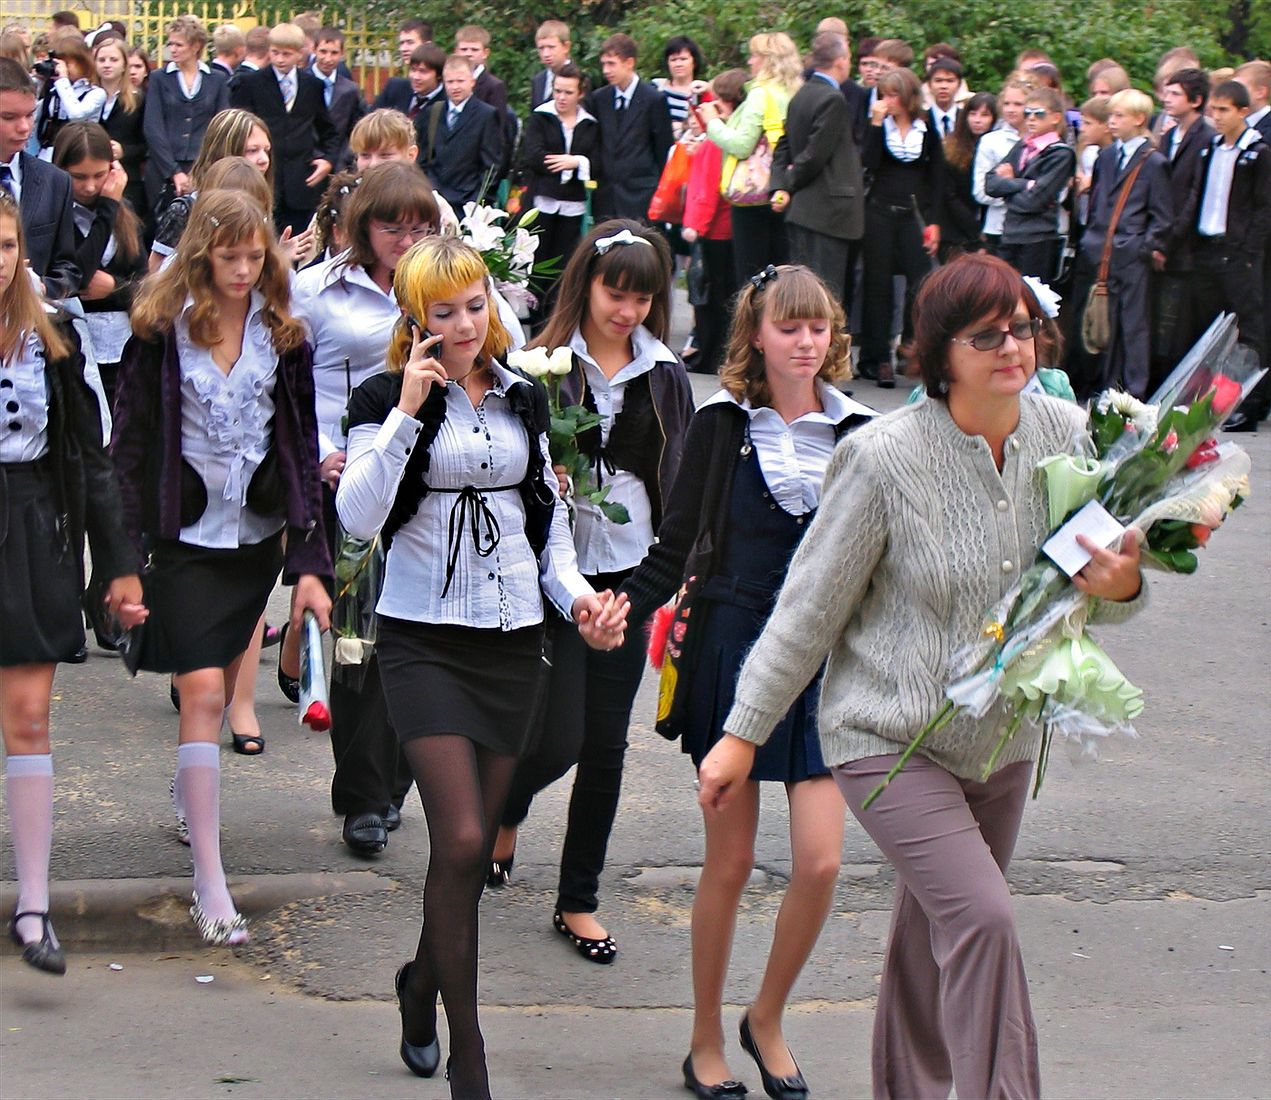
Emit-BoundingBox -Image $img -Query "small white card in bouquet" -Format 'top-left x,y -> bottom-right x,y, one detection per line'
1042,499 -> 1127,577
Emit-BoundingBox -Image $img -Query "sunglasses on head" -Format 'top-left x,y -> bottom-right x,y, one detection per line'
952,317 -> 1042,351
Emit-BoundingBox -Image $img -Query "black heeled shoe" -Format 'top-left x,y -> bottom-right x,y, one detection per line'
276,623 -> 300,704
9,910 -> 67,975
739,1014 -> 808,1100
682,1054 -> 748,1099
553,907 -> 616,964
394,962 -> 440,1078
486,853 -> 514,887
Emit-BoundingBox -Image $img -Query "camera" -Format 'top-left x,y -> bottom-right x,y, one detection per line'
32,56 -> 57,79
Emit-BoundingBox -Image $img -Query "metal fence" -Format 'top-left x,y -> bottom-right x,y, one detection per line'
0,2 -> 400,99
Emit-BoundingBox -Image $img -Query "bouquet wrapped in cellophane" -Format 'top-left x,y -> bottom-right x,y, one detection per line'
864,315 -> 1263,807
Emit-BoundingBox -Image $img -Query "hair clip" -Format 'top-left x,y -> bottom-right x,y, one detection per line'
594,228 -> 652,254
1021,275 -> 1061,318
208,214 -> 220,227
748,264 -> 779,290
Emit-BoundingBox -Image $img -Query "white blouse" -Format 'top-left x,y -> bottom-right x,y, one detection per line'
0,330 -> 50,463
175,292 -> 284,549
568,325 -> 673,574
883,115 -> 928,162
337,362 -> 590,630
291,253 -> 400,461
699,383 -> 876,514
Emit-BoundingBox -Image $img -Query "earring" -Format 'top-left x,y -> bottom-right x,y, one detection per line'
937,380 -> 949,394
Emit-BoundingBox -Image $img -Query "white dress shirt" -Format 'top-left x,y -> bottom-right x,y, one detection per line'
337,362 -> 591,630
973,123 -> 1021,236
530,100 -> 595,218
166,61 -> 209,99
175,292 -> 284,549
291,253 -> 400,460
1197,130 -> 1257,237
0,329 -> 50,463
699,383 -> 876,514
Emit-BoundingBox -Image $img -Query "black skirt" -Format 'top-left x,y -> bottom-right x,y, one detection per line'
376,616 -> 547,756
125,534 -> 283,674
0,461 -> 84,666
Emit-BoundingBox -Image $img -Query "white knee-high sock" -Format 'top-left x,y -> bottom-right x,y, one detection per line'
174,741 -> 237,923
6,754 -> 56,946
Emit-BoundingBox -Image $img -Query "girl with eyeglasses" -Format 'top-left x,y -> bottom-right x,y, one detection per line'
698,253 -> 1145,1100
291,161 -> 440,856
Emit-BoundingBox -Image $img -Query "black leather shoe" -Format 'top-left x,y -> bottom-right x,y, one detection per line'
67,645 -> 88,664
554,907 -> 615,963
876,361 -> 896,388
9,911 -> 67,976
395,962 -> 440,1078
1223,411 -> 1258,433
342,812 -> 387,855
739,1013 -> 808,1100
383,804 -> 402,831
682,1054 -> 747,1099
276,623 -> 301,704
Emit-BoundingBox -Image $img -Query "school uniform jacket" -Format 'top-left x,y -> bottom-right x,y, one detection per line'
14,153 -> 80,299
417,95 -> 503,208
1160,118 -> 1216,271
1079,142 -> 1173,268
520,105 -> 601,205
584,80 -> 673,220
1189,128 -> 1271,265
983,138 -> 1076,243
143,65 -> 230,186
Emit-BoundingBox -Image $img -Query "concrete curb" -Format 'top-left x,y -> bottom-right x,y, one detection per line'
1,871 -> 396,951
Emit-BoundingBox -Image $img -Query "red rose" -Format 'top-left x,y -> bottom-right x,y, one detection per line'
1190,524 -> 1213,547
1209,374 -> 1243,418
1186,438 -> 1220,469
302,701 -> 331,732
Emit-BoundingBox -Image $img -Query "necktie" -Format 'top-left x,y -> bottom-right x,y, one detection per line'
1118,143 -> 1128,171
323,76 -> 333,108
615,90 -> 626,111
0,164 -> 14,198
281,75 -> 295,112
408,94 -> 422,119
942,113 -> 951,136
448,106 -> 458,130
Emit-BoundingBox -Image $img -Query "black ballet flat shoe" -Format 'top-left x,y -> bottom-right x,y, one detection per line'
553,907 -> 616,964
9,911 -> 67,976
276,623 -> 301,704
343,812 -> 387,856
486,854 -> 514,887
739,1014 -> 808,1100
394,962 -> 440,1078
682,1054 -> 748,1099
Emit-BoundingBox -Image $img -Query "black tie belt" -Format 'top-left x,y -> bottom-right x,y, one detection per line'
429,483 -> 516,598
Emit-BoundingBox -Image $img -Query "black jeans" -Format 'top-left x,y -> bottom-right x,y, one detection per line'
859,200 -> 932,371
502,570 -> 646,914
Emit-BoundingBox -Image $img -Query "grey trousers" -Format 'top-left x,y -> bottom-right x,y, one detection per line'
834,754 -> 1041,1100
787,223 -> 851,301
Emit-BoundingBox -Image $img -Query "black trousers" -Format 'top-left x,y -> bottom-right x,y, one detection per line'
502,570 -> 646,914
997,238 -> 1059,282
527,210 -> 584,330
860,200 -> 931,371
787,223 -> 850,302
1192,241 -> 1268,419
693,237 -> 735,374
729,202 -> 788,289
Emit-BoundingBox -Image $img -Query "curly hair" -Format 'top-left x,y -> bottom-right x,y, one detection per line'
719,265 -> 850,407
130,189 -> 304,352
386,235 -> 510,372
749,32 -> 803,96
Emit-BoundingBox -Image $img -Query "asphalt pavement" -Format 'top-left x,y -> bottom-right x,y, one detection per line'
3,300 -> 1269,1099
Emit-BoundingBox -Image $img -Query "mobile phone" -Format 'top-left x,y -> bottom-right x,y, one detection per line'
408,316 -> 441,360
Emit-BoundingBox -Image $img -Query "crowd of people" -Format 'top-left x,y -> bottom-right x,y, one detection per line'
0,9 -> 1259,1100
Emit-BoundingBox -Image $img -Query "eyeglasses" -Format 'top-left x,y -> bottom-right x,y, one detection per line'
951,317 -> 1042,351
1022,107 -> 1050,118
372,223 -> 433,240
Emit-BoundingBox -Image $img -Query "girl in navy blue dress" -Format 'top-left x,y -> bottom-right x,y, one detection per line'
622,266 -> 875,1099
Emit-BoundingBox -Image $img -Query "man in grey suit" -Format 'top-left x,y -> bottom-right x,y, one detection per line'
418,55 -> 502,208
770,33 -> 864,299
0,58 -> 79,299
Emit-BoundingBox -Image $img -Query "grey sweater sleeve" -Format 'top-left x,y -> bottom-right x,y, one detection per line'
724,433 -> 889,745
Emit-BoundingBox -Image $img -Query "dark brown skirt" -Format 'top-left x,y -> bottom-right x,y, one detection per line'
375,616 -> 547,756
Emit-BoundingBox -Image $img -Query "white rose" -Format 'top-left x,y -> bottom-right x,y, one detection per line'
507,347 -> 550,377
547,346 -> 574,376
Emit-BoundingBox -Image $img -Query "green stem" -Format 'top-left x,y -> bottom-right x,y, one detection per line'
861,701 -> 958,810
981,704 -> 1026,781
1032,704 -> 1053,799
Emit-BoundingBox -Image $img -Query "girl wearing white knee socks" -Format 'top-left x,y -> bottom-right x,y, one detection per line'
1,192 -> 146,974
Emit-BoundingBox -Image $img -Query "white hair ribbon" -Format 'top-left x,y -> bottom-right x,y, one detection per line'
594,229 -> 653,254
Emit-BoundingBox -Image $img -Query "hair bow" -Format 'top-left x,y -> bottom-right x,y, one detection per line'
1021,275 -> 1061,318
748,264 -> 779,290
594,228 -> 652,254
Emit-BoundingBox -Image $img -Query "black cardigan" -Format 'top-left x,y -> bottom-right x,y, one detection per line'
864,120 -> 945,225
620,398 -> 868,628
520,108 -> 602,205
72,198 -> 147,315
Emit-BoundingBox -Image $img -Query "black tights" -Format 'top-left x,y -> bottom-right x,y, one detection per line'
399,734 -> 518,1100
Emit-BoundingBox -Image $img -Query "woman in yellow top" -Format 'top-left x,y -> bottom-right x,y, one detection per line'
698,32 -> 802,289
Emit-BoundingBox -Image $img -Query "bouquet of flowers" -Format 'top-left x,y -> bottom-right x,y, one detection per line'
459,202 -> 559,319
298,609 -> 331,732
506,345 -> 630,524
863,315 -> 1263,807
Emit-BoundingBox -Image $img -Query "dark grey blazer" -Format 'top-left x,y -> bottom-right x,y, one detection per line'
16,153 -> 80,299
142,65 -> 230,190
584,79 -> 672,220
418,96 -> 503,207
772,75 -> 865,241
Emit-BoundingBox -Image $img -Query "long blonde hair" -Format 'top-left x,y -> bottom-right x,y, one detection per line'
719,265 -> 849,407
93,37 -> 137,114
130,189 -> 304,352
749,32 -> 802,96
387,236 -> 510,372
0,193 -> 68,360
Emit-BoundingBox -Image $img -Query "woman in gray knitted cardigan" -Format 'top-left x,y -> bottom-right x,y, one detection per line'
698,254 -> 1146,1099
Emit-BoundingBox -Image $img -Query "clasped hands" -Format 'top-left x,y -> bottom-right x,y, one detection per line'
572,590 -> 629,651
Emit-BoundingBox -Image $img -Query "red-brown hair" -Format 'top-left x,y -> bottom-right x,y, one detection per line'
913,254 -> 1044,397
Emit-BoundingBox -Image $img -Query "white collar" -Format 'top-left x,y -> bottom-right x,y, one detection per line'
448,95 -> 471,112
3,151 -> 20,176
1246,105 -> 1269,126
700,381 -> 876,421
614,75 -> 639,100
273,66 -> 297,82
1216,127 -> 1261,153
317,251 -> 395,299
182,288 -> 266,321
533,99 -> 597,124
568,324 -> 676,377
166,61 -> 210,75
